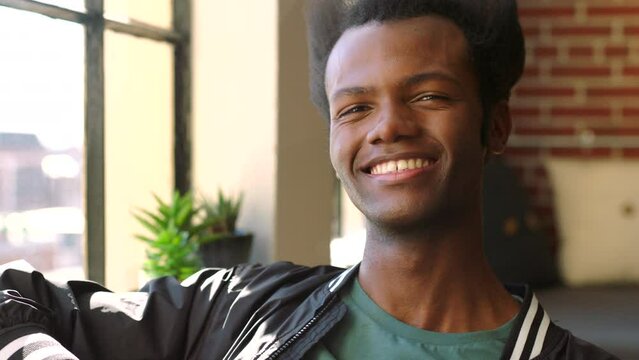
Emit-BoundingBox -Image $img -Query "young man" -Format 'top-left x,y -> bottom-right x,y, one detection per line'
0,1 -> 617,359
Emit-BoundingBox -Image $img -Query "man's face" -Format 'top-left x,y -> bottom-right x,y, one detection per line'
325,16 -> 487,229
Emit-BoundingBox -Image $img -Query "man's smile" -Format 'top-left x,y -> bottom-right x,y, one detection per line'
359,151 -> 442,184
368,158 -> 436,175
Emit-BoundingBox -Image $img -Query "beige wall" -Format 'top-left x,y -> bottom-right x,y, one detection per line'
193,0 -> 332,265
104,32 -> 174,290
274,0 -> 333,265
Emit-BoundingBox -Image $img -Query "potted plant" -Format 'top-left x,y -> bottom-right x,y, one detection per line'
133,191 -> 213,281
198,189 -> 253,268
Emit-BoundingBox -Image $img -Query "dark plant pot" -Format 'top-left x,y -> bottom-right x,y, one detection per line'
199,232 -> 253,268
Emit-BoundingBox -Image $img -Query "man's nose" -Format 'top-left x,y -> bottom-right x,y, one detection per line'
365,101 -> 422,144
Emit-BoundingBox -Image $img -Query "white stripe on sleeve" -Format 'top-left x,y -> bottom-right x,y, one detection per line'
0,333 -> 78,360
24,343 -> 79,360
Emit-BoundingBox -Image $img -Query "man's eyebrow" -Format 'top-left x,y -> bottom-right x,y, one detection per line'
329,86 -> 372,103
401,72 -> 462,89
330,72 -> 462,102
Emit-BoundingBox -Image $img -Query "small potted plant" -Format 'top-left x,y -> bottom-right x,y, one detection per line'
198,189 -> 253,268
133,191 -> 212,281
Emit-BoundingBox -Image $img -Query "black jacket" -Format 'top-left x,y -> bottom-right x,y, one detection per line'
0,261 -> 618,359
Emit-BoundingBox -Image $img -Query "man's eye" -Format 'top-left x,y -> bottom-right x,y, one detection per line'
338,105 -> 370,118
416,94 -> 448,102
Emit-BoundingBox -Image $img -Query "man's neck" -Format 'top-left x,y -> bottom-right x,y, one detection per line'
359,216 -> 520,333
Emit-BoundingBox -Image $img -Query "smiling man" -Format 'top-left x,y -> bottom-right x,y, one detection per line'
325,9 -> 519,331
0,1 -> 618,359
302,1 -> 614,359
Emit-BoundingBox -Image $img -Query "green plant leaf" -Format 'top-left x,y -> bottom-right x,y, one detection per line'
134,234 -> 155,244
139,208 -> 166,227
138,190 -> 245,281
133,213 -> 163,235
175,200 -> 193,228
151,193 -> 172,219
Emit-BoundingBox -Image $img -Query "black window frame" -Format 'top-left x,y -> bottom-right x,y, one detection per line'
0,0 -> 192,284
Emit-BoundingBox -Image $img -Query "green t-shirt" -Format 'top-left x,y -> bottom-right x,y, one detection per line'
305,279 -> 516,360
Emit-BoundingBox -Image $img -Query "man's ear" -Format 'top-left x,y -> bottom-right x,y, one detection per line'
486,101 -> 512,159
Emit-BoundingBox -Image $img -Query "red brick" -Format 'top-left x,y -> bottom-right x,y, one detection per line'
568,47 -> 594,57
535,46 -> 558,58
623,108 -> 639,117
515,127 -> 575,136
551,66 -> 611,77
504,147 -> 541,157
550,147 -> 613,157
623,67 -> 639,76
552,26 -> 611,36
587,6 -> 639,16
511,107 -> 541,117
587,87 -> 639,97
551,107 -> 611,117
604,46 -> 629,57
593,128 -> 639,136
519,7 -> 575,17
514,117 -> 545,127
523,27 -> 541,37
523,67 -> 540,77
516,87 -> 574,97
624,27 -> 639,36
622,148 -> 639,158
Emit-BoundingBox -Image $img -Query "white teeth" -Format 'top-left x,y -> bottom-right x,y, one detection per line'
370,158 -> 433,175
397,159 -> 408,171
385,160 -> 397,173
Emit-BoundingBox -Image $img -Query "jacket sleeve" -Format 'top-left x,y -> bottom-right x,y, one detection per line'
0,260 -> 233,360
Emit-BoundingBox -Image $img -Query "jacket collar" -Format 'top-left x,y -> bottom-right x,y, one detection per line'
324,264 -> 552,360
326,263 -> 359,294
501,284 -> 552,360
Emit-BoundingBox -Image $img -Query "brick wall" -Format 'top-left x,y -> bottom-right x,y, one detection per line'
507,0 -> 639,251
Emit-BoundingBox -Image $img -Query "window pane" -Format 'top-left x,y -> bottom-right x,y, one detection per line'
0,8 -> 85,280
105,0 -> 171,29
104,31 -> 173,291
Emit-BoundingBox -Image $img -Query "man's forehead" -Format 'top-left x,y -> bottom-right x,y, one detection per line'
324,15 -> 471,96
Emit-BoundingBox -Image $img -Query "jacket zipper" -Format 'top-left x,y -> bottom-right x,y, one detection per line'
265,294 -> 339,360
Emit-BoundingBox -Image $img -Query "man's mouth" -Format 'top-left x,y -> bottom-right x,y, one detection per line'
368,158 -> 436,175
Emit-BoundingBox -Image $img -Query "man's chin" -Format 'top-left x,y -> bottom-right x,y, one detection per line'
365,209 -> 439,234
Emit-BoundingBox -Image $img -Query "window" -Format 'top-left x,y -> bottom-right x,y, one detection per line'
0,0 -> 191,286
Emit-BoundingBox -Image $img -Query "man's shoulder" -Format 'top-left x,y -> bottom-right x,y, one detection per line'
234,261 -> 342,275
228,261 -> 345,291
538,322 -> 620,360
501,286 -> 619,360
